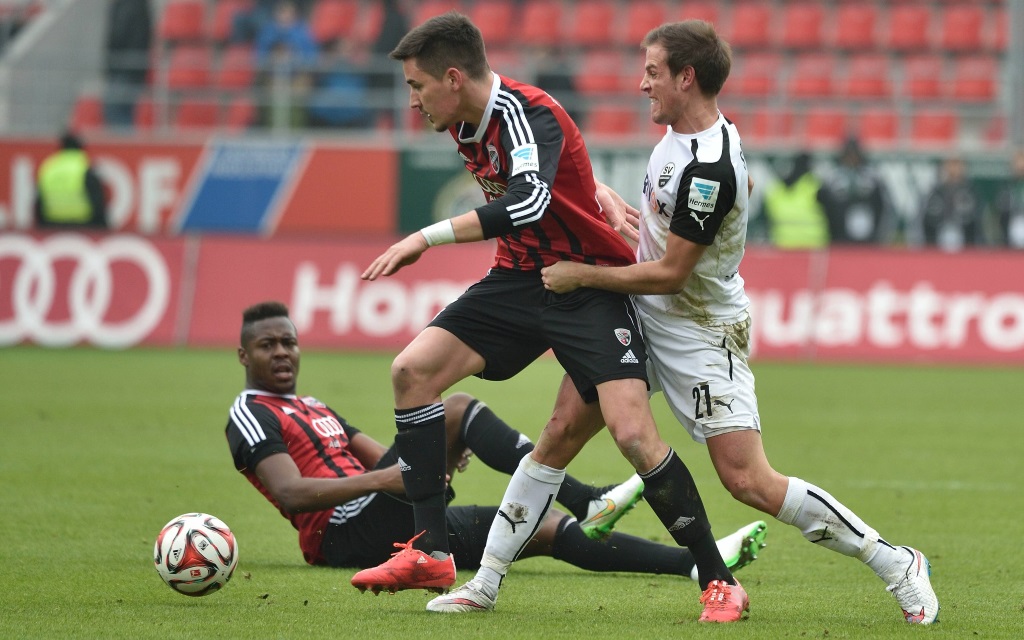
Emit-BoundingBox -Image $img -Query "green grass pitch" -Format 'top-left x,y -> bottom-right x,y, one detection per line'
1,346 -> 1020,639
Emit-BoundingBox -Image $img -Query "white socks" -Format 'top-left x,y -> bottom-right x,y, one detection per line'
776,476 -> 906,581
474,455 -> 565,594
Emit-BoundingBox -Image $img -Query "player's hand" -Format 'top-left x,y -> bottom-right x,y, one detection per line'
541,261 -> 586,293
456,449 -> 473,473
597,182 -> 640,243
361,233 -> 429,281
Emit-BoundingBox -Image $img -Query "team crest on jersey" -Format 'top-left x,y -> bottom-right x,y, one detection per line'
614,328 -> 632,346
659,162 -> 676,188
487,144 -> 500,173
688,178 -> 720,213
301,396 -> 326,408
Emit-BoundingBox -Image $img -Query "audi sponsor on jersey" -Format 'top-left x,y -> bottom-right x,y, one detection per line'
2,232 -> 1021,362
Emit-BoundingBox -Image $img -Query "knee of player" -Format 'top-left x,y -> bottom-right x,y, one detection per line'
443,392 -> 474,424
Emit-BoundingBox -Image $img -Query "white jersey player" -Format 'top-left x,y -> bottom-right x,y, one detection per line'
540,20 -> 939,625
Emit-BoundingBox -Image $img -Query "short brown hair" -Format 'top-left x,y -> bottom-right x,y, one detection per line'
389,11 -> 489,80
643,21 -> 731,96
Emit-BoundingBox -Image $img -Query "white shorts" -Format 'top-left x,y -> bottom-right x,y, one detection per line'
638,305 -> 761,444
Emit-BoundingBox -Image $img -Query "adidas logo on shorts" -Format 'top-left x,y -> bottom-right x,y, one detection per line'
620,350 -> 639,364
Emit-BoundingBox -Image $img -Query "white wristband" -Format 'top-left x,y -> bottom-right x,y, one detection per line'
420,219 -> 456,246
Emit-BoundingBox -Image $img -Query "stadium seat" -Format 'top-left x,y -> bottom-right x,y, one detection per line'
585,104 -> 638,136
69,94 -> 103,131
842,53 -> 892,99
857,108 -> 899,146
831,3 -> 878,50
134,95 -> 156,130
939,4 -> 986,52
803,108 -> 848,146
885,4 -> 933,52
902,54 -> 945,100
309,0 -> 360,45
674,1 -> 719,26
224,95 -> 257,131
518,0 -> 562,48
412,0 -> 462,28
207,0 -> 251,44
213,44 -> 255,91
575,51 -> 630,95
779,2 -> 826,50
157,0 -> 206,43
174,97 -> 220,130
166,44 -> 213,91
349,0 -> 383,46
910,110 -> 958,145
950,55 -> 998,102
722,51 -> 781,98
726,1 -> 772,50
786,54 -> 836,99
992,7 -> 1008,52
468,0 -> 515,48
567,0 -> 617,48
620,0 -> 667,48
739,106 -> 793,142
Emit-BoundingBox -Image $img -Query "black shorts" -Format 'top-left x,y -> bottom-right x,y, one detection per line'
429,268 -> 648,403
319,446 -> 498,569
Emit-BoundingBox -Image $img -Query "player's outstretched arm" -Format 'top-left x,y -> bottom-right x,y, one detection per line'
361,211 -> 486,281
254,452 -> 405,512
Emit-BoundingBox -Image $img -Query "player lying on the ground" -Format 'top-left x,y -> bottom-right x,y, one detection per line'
225,301 -> 768,584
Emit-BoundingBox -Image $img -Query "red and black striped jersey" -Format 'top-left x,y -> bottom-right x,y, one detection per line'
225,390 -> 368,565
452,74 -> 637,271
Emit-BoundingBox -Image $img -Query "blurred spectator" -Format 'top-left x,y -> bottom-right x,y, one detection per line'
533,50 -> 582,124
233,0 -> 314,44
763,152 -> 829,249
307,38 -> 374,129
818,137 -> 894,245
920,156 -> 987,251
255,1 -> 317,71
993,150 -> 1024,249
103,0 -> 152,127
34,131 -> 107,229
370,0 -> 410,125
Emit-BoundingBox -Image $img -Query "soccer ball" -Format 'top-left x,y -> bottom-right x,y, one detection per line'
153,512 -> 238,597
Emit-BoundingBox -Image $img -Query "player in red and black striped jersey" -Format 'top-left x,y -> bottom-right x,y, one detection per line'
355,12 -> 738,615
226,301 -> 765,580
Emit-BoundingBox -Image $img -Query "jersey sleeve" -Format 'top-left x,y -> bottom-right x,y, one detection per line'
225,397 -> 288,472
669,145 -> 739,246
475,103 -> 562,239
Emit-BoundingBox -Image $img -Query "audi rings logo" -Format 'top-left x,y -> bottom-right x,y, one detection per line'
0,234 -> 170,348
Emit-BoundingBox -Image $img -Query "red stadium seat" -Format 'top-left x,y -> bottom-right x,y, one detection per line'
779,2 -> 826,50
158,0 -> 206,42
309,0 -> 360,45
575,51 -> 630,95
902,54 -> 945,100
518,0 -> 562,48
950,55 -> 998,102
174,97 -> 220,130
69,94 -> 103,131
738,106 -> 793,142
885,4 -> 933,52
675,1 -> 719,26
207,0 -> 251,44
213,44 -> 255,91
134,95 -> 156,130
857,108 -> 899,146
786,54 -> 836,99
939,4 -> 986,52
166,44 -> 213,91
803,108 -> 848,147
727,1 -> 773,50
842,54 -> 892,99
620,0 -> 667,47
722,52 -> 781,98
468,0 -> 515,48
992,7 -> 1008,52
567,0 -> 617,48
586,104 -> 638,136
412,0 -> 461,27
224,95 -> 257,131
831,3 -> 878,50
910,110 -> 958,145
349,0 -> 383,46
